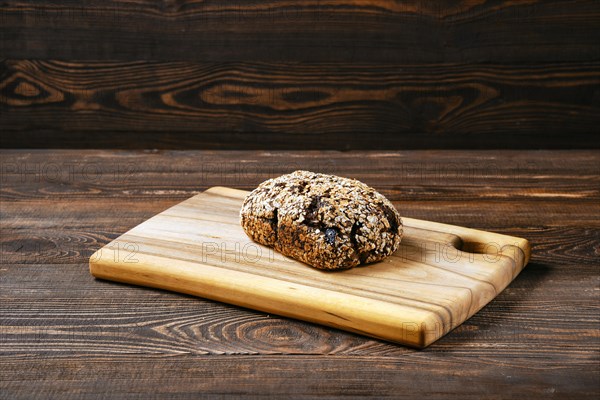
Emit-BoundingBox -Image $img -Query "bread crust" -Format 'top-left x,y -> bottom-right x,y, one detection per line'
240,170 -> 403,270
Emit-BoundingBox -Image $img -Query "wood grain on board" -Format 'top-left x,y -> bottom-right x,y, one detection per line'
89,186 -> 530,348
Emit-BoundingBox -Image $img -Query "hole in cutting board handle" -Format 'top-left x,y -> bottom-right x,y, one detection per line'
460,241 -> 500,255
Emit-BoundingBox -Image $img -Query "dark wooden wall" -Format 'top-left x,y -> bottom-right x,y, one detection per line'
1,0 -> 599,149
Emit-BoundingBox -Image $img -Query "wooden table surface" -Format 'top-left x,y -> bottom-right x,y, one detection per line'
1,149 -> 598,398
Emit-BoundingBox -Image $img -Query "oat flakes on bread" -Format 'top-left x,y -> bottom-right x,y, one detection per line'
240,170 -> 403,270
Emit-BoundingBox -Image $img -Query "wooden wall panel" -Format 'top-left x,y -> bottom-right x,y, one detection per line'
1,0 -> 599,63
1,1 -> 599,148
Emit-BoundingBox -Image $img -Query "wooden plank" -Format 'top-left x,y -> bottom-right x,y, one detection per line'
1,150 -> 599,190
2,60 -> 599,149
1,356 -> 598,399
1,1 -> 599,62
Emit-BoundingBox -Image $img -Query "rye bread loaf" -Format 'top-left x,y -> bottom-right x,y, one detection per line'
240,171 -> 403,270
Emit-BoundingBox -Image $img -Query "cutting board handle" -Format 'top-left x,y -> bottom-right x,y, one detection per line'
402,217 -> 531,268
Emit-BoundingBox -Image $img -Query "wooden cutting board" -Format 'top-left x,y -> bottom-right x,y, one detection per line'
89,186 -> 530,348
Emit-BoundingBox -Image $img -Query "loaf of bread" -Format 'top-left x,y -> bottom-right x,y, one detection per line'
240,170 -> 402,270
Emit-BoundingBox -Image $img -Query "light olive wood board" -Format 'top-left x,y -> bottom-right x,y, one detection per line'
90,187 -> 531,348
